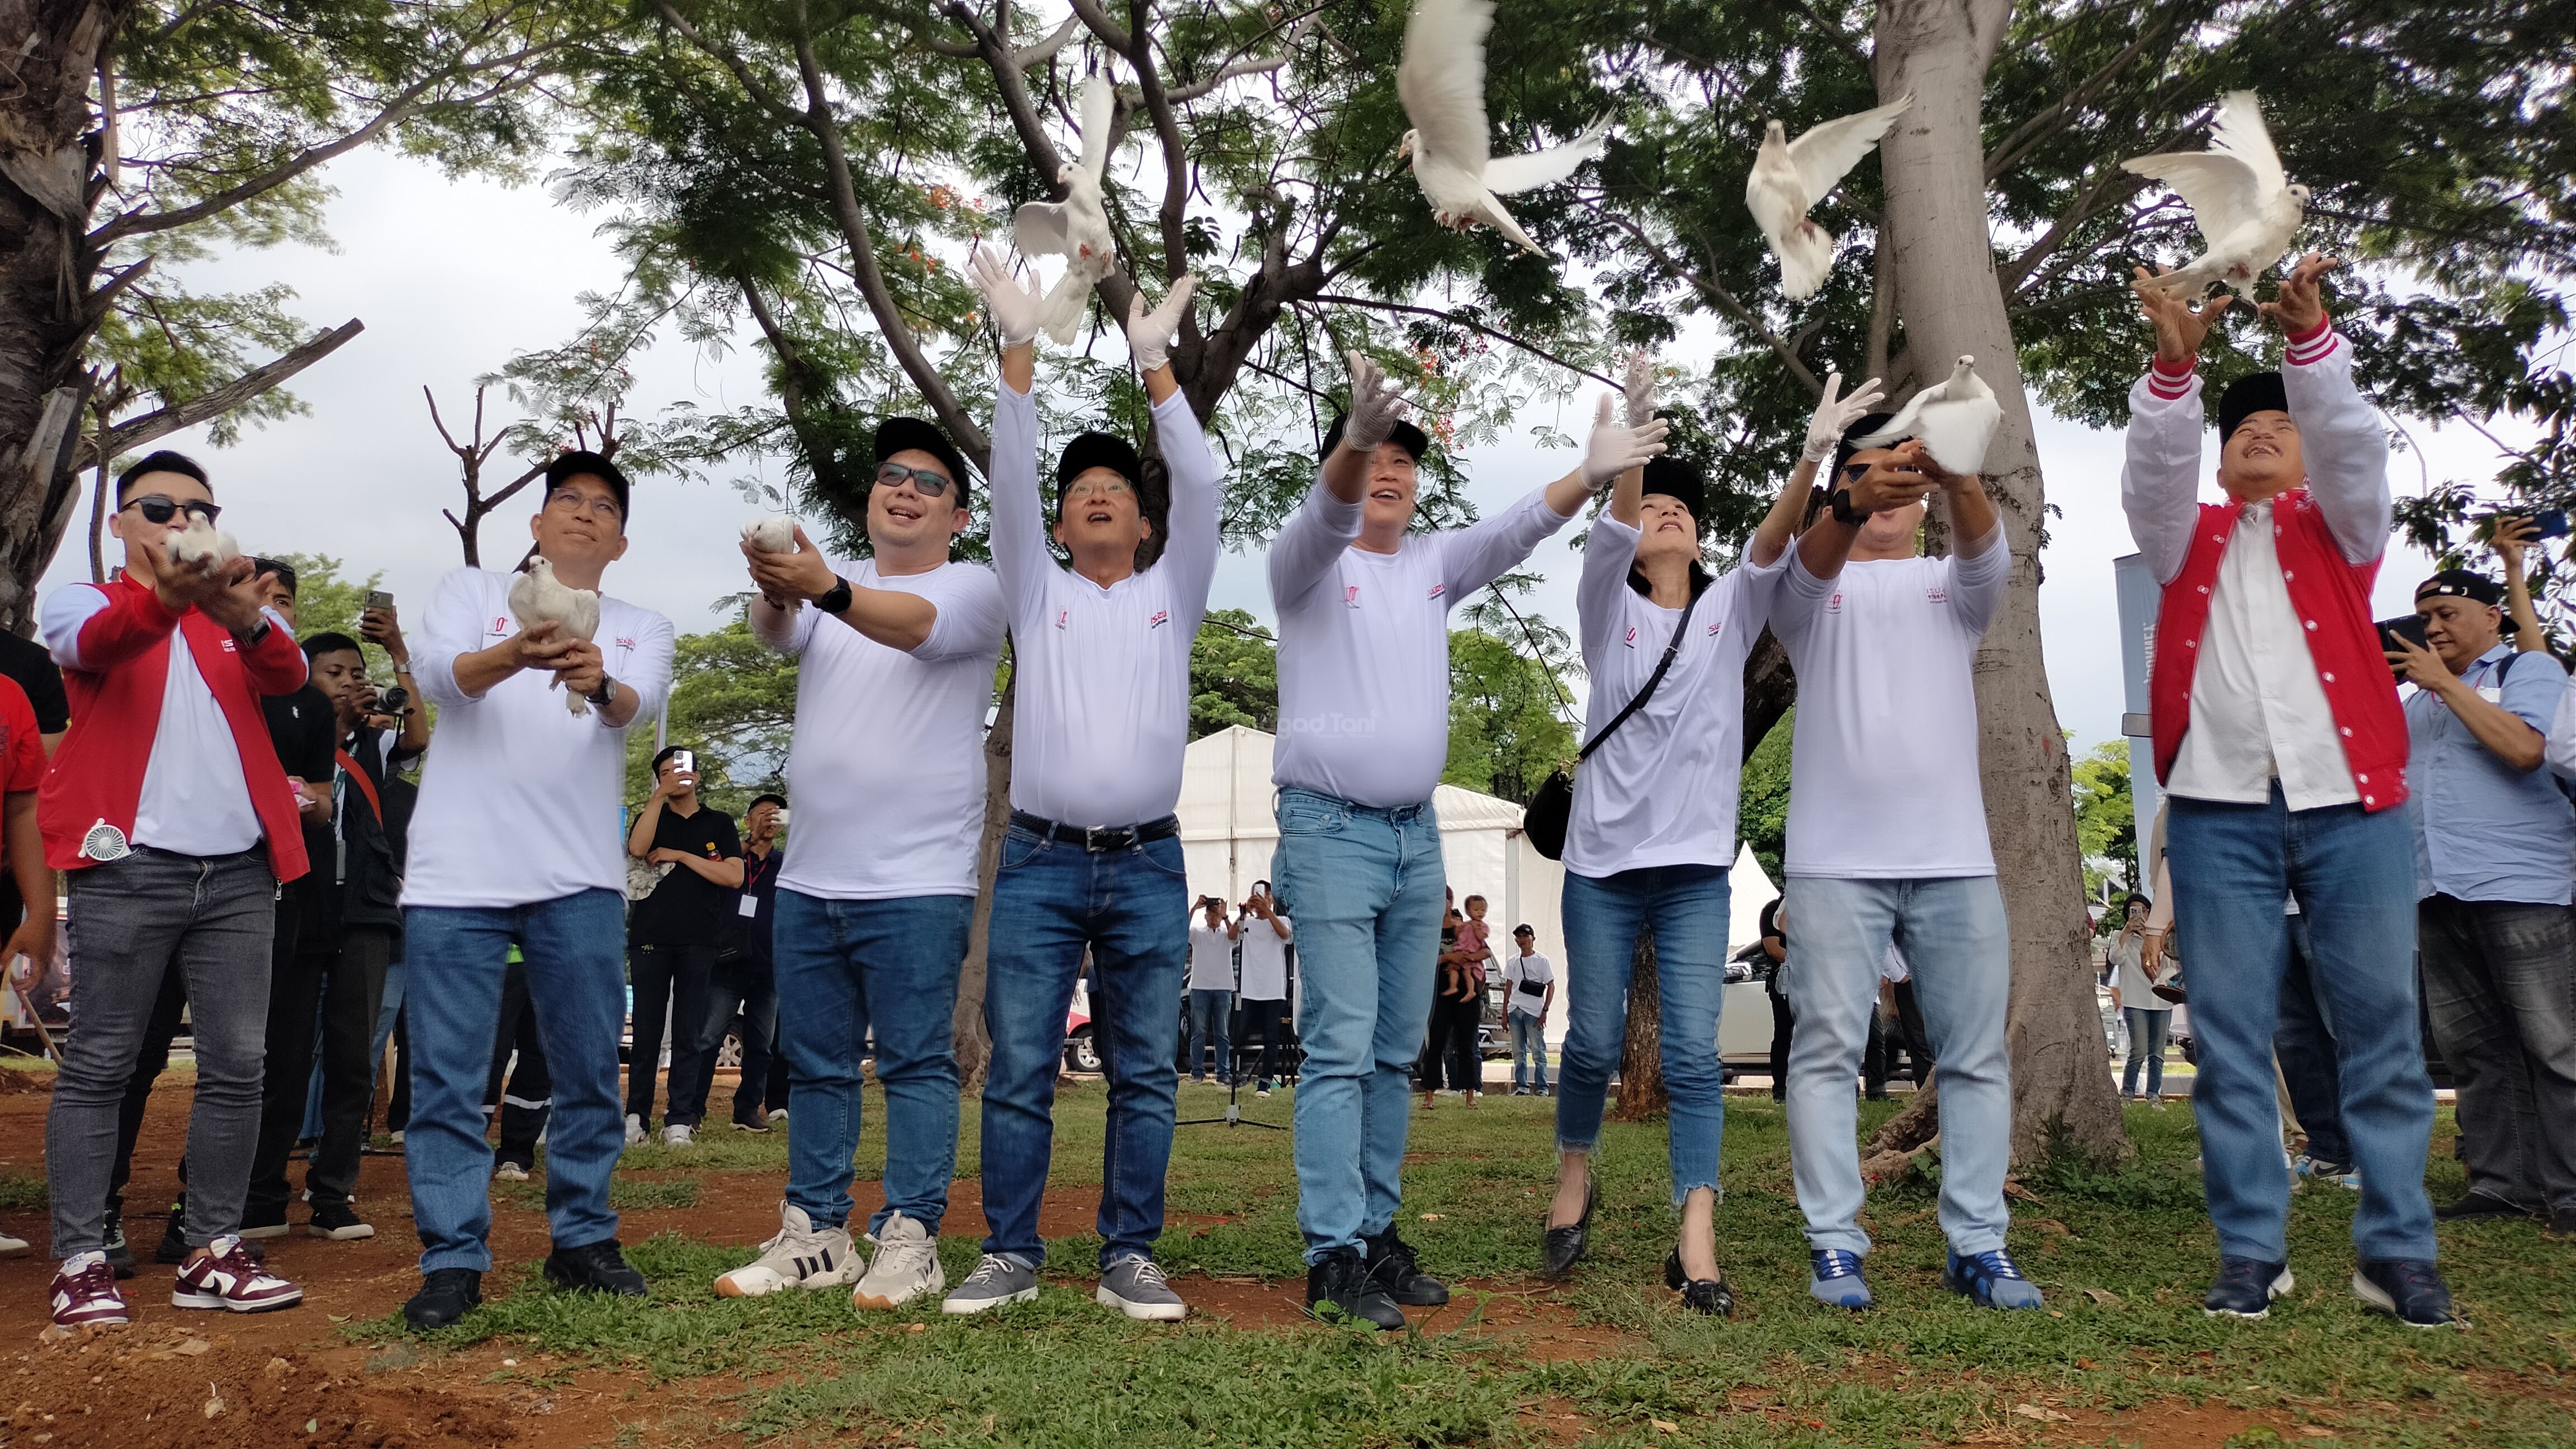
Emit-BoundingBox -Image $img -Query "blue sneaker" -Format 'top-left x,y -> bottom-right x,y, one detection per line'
2353,1259 -> 2457,1329
2203,1256 -> 2293,1319
1944,1248 -> 2043,1310
1808,1249 -> 1871,1309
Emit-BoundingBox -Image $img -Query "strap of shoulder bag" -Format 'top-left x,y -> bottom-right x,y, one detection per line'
1574,582 -> 1706,764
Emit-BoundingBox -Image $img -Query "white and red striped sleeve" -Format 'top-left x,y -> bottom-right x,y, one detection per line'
2121,354 -> 2207,585
2278,317 -> 2389,565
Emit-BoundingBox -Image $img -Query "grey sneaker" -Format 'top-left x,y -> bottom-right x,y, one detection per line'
851,1210 -> 945,1310
1097,1253 -> 1186,1322
941,1253 -> 1038,1314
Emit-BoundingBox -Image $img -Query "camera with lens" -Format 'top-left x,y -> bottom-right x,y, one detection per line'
371,683 -> 411,717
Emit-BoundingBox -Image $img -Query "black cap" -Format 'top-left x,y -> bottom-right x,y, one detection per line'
1639,454 -> 1704,520
1319,412 -> 1431,465
1832,411 -> 1898,478
2416,568 -> 2517,633
1056,432 -> 1143,494
2218,372 -> 2290,445
874,416 -> 972,507
544,449 -> 630,524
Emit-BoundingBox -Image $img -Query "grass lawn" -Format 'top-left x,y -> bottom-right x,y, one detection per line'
361,1085 -> 2573,1447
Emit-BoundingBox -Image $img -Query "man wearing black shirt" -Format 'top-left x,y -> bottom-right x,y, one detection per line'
623,747 -> 744,1146
708,792 -> 786,1133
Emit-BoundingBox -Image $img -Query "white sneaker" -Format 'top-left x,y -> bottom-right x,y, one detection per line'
0,1230 -> 29,1258
662,1123 -> 695,1147
623,1114 -> 646,1146
768,1107 -> 789,1125
494,1162 -> 530,1182
389,1129 -> 404,1147
714,1202 -> 860,1298
851,1210 -> 945,1310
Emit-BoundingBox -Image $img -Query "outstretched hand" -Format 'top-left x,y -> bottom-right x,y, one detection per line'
1341,350 -> 1411,453
968,243 -> 1045,348
1622,348 -> 1655,429
1580,393 -> 1671,487
2259,253 -> 2336,335
2133,264 -> 2233,367
1802,370 -> 1888,463
1124,274 -> 1198,375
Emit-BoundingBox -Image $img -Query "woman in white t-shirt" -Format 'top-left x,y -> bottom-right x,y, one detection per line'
1542,359 -> 1876,1317
2107,894 -> 2174,1105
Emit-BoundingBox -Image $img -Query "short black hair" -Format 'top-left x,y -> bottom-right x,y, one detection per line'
250,557 -> 297,596
118,449 -> 209,505
1513,924 -> 1535,937
1832,411 -> 1898,479
749,793 -> 787,813
545,450 -> 631,527
1319,412 -> 1431,465
2217,372 -> 2290,445
300,631 -> 362,661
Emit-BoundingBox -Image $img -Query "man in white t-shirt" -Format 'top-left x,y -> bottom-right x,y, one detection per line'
1502,926 -> 1554,1096
1234,883 -> 1294,1095
1268,350 -> 1666,1327
1184,898 -> 1237,1083
711,412 -> 1007,1312
396,452 -> 676,1330
1772,412 -> 2038,1313
947,252 -> 1214,1323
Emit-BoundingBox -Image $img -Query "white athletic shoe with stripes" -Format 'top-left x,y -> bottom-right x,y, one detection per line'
714,1202 -> 860,1298
851,1210 -> 945,1310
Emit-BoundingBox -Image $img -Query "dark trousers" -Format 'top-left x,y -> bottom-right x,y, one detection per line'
1234,997 -> 1292,1085
306,926 -> 395,1204
1862,1011 -> 1891,1097
387,1008 -> 411,1134
485,960 -> 552,1170
1767,977 -> 1795,1100
626,941 -> 718,1127
1421,992 -> 1480,1092
2274,912 -> 2350,1167
2419,895 -> 2576,1213
1893,980 -> 1933,1086
703,952 -> 778,1129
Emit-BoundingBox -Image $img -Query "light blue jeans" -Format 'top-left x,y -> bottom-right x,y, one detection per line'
1556,864 -> 1731,1202
1271,787 -> 1443,1261
1784,875 -> 2012,1257
402,890 -> 629,1272
2122,1007 -> 2172,1097
1508,1013 -> 1549,1092
773,889 -> 972,1235
2167,785 -> 2434,1263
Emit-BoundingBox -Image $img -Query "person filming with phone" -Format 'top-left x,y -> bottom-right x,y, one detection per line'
2388,570 -> 2576,1236
624,746 -> 744,1148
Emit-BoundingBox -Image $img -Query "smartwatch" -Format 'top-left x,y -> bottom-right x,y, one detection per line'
816,575 -> 854,615
586,672 -> 618,708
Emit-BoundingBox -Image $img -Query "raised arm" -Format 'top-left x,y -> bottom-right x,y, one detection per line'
1450,395 -> 1666,600
744,527 -> 940,652
1268,480 -> 1363,612
2267,256 -> 2387,566
969,244 -> 1056,622
2122,266 -> 2232,585
1756,371 -> 1888,570
1127,275 -> 1220,622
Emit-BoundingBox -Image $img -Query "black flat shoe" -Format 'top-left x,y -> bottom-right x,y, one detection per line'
1540,1177 -> 1596,1281
544,1238 -> 647,1296
403,1267 -> 483,1330
1664,1249 -> 1736,1318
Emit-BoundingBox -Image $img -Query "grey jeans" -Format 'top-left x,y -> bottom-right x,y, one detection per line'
46,847 -> 277,1257
2418,895 -> 2576,1213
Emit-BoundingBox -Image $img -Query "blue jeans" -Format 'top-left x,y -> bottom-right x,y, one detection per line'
402,890 -> 629,1272
1509,1012 -> 1549,1092
1270,788 -> 1444,1261
981,826 -> 1187,1268
2122,1007 -> 2172,1097
2274,913 -> 2351,1167
2167,785 -> 2434,1263
1784,875 -> 2013,1257
1184,988 -> 1232,1080
1556,865 -> 1731,1202
774,891 -> 971,1234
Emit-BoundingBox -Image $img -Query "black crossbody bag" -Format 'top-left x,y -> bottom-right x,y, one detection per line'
1523,585 -> 1705,861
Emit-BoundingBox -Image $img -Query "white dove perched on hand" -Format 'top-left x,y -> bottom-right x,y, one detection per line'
509,556 -> 603,717
1851,356 -> 2004,476
740,514 -> 795,553
2121,91 -> 2308,299
1744,94 -> 1913,301
1395,0 -> 1612,258
165,514 -> 242,572
1014,73 -> 1120,345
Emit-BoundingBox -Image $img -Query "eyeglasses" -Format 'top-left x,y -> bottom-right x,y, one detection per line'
121,495 -> 220,526
874,462 -> 956,498
1063,475 -> 1137,502
544,488 -> 624,522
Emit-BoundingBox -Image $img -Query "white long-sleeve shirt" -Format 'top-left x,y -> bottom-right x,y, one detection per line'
401,567 -> 675,909
990,382 -> 1220,828
1269,481 -> 1577,807
2119,326 -> 2386,808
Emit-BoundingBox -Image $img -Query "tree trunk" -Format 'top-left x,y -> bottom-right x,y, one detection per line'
1609,928 -> 1666,1121
1741,630 -> 1794,765
1868,0 -> 2124,1167
954,657 -> 1015,1093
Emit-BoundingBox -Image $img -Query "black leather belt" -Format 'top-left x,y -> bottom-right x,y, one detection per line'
1010,810 -> 1180,852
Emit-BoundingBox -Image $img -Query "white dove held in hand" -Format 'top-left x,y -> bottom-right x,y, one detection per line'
166,515 -> 242,572
1013,73 -> 1119,345
509,556 -> 603,717
1396,0 -> 1611,258
740,515 -> 796,553
1851,356 -> 2004,476
1744,95 -> 1913,301
2120,91 -> 2308,300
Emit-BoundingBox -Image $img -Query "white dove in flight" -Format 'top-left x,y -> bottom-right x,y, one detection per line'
509,555 -> 603,717
1014,72 -> 1120,345
1395,0 -> 1612,257
2121,91 -> 2309,299
1852,356 -> 2004,476
1744,94 -> 1914,301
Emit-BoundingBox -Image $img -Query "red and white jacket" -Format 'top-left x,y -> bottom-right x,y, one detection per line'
36,574 -> 311,875
2120,319 -> 2408,813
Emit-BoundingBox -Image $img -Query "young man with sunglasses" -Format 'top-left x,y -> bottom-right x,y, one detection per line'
951,248 -> 1213,1322
40,449 -> 311,1328
395,452 -> 675,1330
717,418 -> 1006,1311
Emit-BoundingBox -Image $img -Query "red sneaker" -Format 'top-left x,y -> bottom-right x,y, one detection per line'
51,1253 -> 130,1329
172,1235 -> 304,1313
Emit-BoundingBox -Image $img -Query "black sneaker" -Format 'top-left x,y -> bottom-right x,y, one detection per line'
102,1214 -> 136,1280
307,1197 -> 375,1240
402,1268 -> 482,1330
1363,1227 -> 1450,1307
154,1201 -> 191,1265
2354,1259 -> 2458,1328
237,1205 -> 290,1240
1663,1249 -> 1736,1317
2203,1256 -> 2293,1320
544,1238 -> 648,1296
1306,1247 -> 1404,1329
2433,1191 -> 2535,1221
2549,1203 -> 2576,1238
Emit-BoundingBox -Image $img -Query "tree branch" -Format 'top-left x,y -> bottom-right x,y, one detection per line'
85,320 -> 364,466
1597,207 -> 1824,395
1313,293 -> 1614,387
1983,14 -> 2173,181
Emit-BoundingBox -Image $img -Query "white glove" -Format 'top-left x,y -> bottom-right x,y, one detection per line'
1801,370 -> 1888,463
969,243 -> 1045,348
1622,348 -> 1655,428
1580,392 -> 1670,487
1125,274 -> 1198,374
1341,350 -> 1410,451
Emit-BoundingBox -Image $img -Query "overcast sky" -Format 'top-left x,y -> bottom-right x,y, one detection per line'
53,148 -> 2532,754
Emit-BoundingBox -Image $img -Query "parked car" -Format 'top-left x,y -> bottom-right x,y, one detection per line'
1066,982 -> 1101,1074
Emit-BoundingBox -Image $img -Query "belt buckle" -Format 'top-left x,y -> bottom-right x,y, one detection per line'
1083,825 -> 1129,852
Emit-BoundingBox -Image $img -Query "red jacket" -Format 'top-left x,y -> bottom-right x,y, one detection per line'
39,575 -> 311,876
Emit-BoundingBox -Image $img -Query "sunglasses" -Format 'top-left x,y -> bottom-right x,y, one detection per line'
1838,462 -> 1871,484
874,462 -> 956,498
122,495 -> 220,526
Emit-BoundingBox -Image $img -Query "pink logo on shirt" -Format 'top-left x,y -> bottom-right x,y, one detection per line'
1427,583 -> 1445,599
1926,586 -> 1947,603
492,617 -> 509,633
1826,591 -> 1844,615
1148,610 -> 1169,629
1707,619 -> 1721,636
1623,625 -> 1638,648
1055,607 -> 1069,629
615,637 -> 635,650
1344,585 -> 1361,608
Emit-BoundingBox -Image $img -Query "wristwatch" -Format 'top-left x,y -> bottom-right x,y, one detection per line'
816,575 -> 854,615
238,619 -> 273,648
1828,487 -> 1870,527
586,672 -> 618,708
